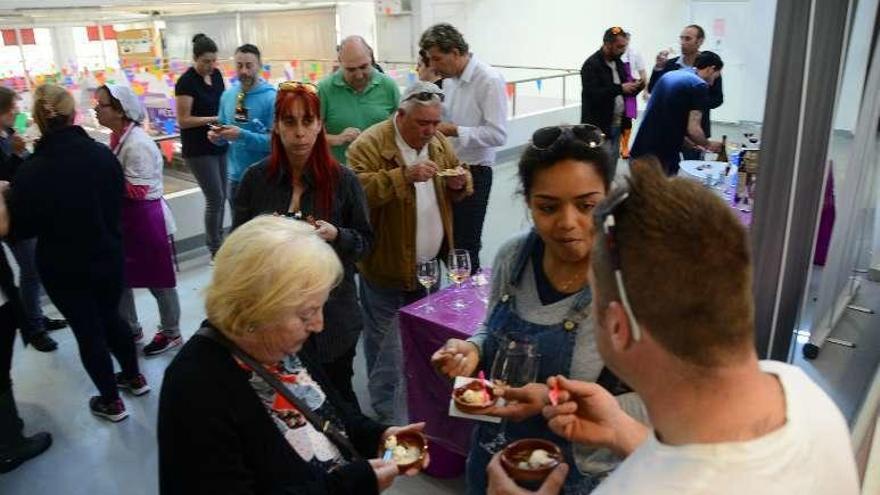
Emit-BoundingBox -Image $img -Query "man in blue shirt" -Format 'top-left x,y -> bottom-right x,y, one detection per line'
631,51 -> 724,175
208,44 -> 276,205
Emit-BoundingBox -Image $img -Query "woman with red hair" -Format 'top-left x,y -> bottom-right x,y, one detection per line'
233,82 -> 372,408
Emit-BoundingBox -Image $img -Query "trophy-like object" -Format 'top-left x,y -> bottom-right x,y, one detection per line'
735,149 -> 759,212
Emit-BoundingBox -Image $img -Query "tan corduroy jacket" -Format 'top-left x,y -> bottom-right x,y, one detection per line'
348,118 -> 473,291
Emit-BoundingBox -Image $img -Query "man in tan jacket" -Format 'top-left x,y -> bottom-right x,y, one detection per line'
349,81 -> 472,423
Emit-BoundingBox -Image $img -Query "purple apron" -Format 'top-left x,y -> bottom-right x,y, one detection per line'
114,126 -> 176,289
121,198 -> 175,288
623,61 -> 638,119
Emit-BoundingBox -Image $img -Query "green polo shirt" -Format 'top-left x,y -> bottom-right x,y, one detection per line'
318,70 -> 401,164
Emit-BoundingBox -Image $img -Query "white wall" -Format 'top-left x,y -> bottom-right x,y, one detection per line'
404,0 -> 688,70
833,0 -> 878,132
337,2 -> 378,48
375,0 -> 782,124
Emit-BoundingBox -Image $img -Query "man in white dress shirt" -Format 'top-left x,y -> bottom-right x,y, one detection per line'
419,23 -> 508,272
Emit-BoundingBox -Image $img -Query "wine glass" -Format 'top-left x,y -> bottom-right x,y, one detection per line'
480,337 -> 539,453
447,249 -> 471,310
416,258 -> 439,312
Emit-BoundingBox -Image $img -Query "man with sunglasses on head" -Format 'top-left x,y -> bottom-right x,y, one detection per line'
486,159 -> 859,495
630,51 -> 724,176
419,23 -> 508,273
580,27 -> 644,177
348,81 -> 472,424
209,43 -> 276,206
318,36 -> 400,165
648,24 -> 724,160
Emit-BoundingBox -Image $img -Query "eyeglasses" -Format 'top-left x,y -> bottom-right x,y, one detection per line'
593,184 -> 642,342
530,124 -> 606,151
403,91 -> 444,103
278,81 -> 318,94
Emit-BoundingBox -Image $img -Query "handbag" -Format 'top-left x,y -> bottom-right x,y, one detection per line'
196,324 -> 364,462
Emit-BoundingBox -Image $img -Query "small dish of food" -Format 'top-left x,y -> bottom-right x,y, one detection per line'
437,166 -> 467,177
453,379 -> 497,414
382,431 -> 428,471
500,438 -> 563,483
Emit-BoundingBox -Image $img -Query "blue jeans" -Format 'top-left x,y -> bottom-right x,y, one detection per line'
359,278 -> 422,424
227,179 -> 241,212
606,125 -> 622,180
9,238 -> 46,338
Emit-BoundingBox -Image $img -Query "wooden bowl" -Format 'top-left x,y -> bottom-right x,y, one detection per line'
453,379 -> 497,414
387,430 -> 428,471
500,438 -> 563,483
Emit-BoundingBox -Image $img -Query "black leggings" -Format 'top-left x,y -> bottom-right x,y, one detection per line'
45,282 -> 140,401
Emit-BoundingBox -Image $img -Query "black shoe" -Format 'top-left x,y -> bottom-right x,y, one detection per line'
26,332 -> 58,353
43,317 -> 68,331
0,431 -> 52,473
0,390 -> 52,473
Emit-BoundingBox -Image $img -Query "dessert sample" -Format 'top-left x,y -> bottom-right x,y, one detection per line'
453,379 -> 497,414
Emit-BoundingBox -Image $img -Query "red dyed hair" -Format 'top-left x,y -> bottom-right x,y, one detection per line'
267,87 -> 340,218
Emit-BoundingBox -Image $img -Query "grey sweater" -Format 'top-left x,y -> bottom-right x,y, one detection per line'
469,232 -> 648,475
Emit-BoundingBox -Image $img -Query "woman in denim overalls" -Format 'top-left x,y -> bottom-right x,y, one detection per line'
433,127 -> 635,494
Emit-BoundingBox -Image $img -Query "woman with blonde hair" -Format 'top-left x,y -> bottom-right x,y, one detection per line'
9,84 -> 145,422
159,215 -> 426,494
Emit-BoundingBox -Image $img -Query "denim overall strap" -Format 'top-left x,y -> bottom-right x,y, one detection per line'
466,238 -> 600,494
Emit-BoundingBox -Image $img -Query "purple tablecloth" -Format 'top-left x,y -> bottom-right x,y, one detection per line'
400,272 -> 491,478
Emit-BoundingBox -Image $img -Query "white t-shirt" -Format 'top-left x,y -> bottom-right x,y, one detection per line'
594,361 -> 859,495
622,47 -> 646,80
392,120 -> 444,262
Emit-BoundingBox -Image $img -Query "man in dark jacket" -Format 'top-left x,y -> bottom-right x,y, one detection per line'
648,24 -> 724,159
580,26 -> 644,178
0,184 -> 52,473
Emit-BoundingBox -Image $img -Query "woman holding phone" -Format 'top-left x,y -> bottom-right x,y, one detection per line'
174,33 -> 228,260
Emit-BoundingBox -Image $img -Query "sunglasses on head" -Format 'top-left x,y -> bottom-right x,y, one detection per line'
278,81 -> 318,94
404,91 -> 445,103
593,184 -> 642,342
530,124 -> 606,151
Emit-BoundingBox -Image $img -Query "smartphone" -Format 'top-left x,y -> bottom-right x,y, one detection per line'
208,122 -> 223,131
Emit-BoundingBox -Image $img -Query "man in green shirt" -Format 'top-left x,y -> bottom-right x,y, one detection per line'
318,36 -> 401,164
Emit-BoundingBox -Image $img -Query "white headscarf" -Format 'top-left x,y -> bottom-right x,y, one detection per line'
105,84 -> 145,123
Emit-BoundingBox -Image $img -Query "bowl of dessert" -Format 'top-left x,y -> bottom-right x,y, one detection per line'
382,431 -> 428,471
453,379 -> 498,414
500,438 -> 563,483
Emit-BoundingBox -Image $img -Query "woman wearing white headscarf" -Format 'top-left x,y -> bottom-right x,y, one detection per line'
95,84 -> 182,357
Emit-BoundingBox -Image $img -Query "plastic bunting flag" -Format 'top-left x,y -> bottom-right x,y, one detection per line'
536,79 -> 543,92
505,82 -> 515,99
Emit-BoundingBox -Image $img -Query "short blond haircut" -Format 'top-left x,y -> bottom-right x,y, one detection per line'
205,215 -> 343,338
32,84 -> 75,134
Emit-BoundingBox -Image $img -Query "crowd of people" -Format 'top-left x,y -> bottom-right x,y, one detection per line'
0,19 -> 861,495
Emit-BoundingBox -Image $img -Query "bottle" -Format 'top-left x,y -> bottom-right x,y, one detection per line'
717,135 -> 728,163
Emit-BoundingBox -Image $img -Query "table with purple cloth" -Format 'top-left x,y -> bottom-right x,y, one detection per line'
399,273 -> 491,478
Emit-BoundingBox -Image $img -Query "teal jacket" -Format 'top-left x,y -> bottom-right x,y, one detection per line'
217,79 -> 276,182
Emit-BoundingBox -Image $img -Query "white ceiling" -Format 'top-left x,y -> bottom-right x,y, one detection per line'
0,0 -> 369,25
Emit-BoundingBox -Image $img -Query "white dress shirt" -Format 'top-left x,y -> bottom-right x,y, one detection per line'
442,54 -> 509,165
393,119 -> 444,262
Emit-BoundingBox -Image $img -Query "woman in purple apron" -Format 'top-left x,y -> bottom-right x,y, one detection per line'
95,85 -> 182,357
